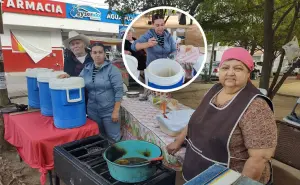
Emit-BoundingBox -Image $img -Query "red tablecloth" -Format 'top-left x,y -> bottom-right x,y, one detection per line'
4,112 -> 99,185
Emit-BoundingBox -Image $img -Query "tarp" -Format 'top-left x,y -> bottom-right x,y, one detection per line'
4,112 -> 99,185
11,30 -> 52,63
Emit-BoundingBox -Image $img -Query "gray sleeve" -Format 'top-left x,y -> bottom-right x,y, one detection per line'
131,31 -> 151,51
79,68 -> 85,77
109,65 -> 123,102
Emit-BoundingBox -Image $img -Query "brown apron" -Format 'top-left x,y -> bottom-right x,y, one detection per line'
182,81 -> 273,181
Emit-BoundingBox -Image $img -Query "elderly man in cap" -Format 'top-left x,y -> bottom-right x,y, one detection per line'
63,31 -> 93,76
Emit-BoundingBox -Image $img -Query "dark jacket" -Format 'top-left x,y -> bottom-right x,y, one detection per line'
125,38 -> 147,70
63,50 -> 93,76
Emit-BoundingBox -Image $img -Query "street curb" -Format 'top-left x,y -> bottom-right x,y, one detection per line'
9,95 -> 28,99
277,93 -> 299,98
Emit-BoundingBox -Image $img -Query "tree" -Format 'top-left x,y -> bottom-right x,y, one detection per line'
196,0 -> 300,99
267,1 -> 300,99
105,0 -> 205,16
260,0 -> 275,92
195,0 -> 265,54
106,0 -> 300,99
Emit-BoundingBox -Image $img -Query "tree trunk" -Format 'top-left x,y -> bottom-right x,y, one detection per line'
270,58 -> 300,99
164,15 -> 170,24
259,0 -> 274,90
250,41 -> 257,56
268,50 -> 285,96
208,33 -> 215,82
268,2 -> 299,98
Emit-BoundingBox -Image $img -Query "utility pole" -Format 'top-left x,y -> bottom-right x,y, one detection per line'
0,5 -> 9,107
0,5 -> 11,151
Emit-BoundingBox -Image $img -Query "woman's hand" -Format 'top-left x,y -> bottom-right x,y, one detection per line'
147,37 -> 158,47
166,140 -> 182,155
167,126 -> 188,155
112,110 -> 119,122
58,74 -> 70,79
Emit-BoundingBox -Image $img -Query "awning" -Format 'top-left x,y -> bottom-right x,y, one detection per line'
89,36 -> 122,45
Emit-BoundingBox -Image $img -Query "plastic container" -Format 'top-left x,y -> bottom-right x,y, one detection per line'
125,55 -> 140,79
156,109 -> 194,137
192,55 -> 204,77
37,71 -> 66,116
26,68 -> 53,108
145,59 -> 185,90
49,77 -> 86,129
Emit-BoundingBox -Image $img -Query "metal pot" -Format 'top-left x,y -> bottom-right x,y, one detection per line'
126,91 -> 139,98
103,140 -> 162,183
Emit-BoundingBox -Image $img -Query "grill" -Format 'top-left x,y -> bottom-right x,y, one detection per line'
54,135 -> 176,185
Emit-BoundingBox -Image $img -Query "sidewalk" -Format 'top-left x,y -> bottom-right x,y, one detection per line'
277,82 -> 300,98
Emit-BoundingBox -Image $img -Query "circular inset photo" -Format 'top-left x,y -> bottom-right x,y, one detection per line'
122,6 -> 207,92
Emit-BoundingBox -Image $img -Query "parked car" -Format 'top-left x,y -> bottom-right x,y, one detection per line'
200,62 -> 219,81
254,62 -> 263,75
273,63 -> 300,76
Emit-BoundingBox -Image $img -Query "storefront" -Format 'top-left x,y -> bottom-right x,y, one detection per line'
0,0 -> 137,72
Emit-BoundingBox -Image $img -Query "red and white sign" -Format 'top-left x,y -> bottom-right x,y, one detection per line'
1,0 -> 66,18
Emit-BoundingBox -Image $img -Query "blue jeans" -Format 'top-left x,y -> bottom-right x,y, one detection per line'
87,108 -> 121,142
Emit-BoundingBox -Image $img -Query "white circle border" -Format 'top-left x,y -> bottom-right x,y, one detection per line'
121,6 -> 208,93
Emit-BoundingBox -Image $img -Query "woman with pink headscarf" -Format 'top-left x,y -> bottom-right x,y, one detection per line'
167,47 -> 277,185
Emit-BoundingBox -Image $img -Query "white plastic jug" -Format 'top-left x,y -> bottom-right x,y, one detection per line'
124,54 -> 140,79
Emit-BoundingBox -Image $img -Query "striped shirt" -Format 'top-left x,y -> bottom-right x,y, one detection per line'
156,33 -> 164,47
92,65 -> 102,82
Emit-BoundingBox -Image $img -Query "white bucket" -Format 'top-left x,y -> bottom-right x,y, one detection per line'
145,59 -> 185,89
125,54 -> 140,79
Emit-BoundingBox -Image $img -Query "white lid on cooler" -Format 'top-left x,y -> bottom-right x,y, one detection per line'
26,68 -> 53,78
49,77 -> 85,90
37,71 -> 67,83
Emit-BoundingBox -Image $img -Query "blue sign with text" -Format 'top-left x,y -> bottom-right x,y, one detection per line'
66,4 -> 138,25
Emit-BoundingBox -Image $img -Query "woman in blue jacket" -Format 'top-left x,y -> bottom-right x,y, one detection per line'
131,14 -> 177,66
62,43 -> 123,141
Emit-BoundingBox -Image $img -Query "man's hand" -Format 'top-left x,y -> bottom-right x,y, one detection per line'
124,50 -> 132,55
58,74 -> 70,79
